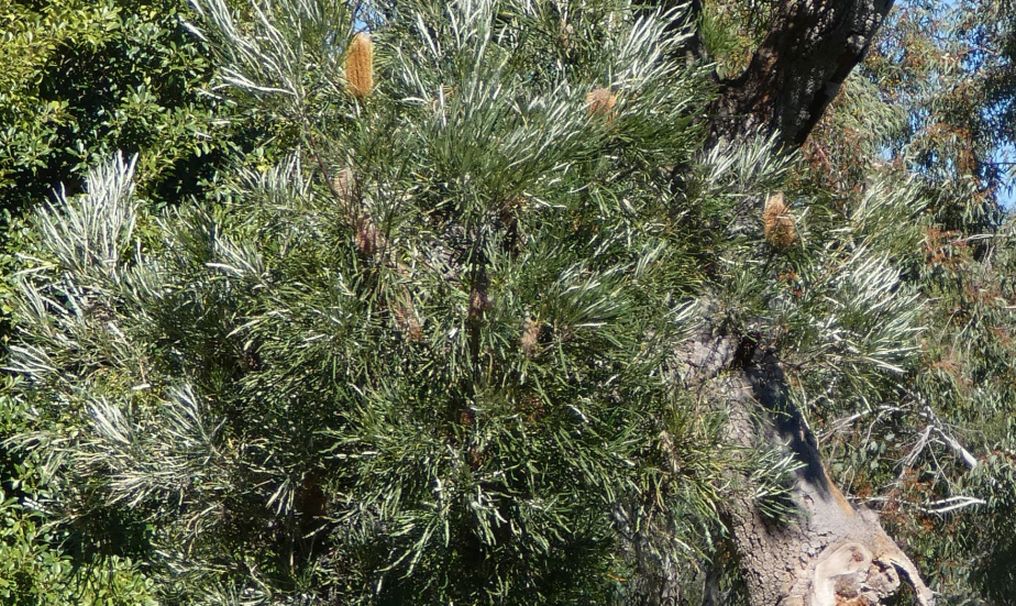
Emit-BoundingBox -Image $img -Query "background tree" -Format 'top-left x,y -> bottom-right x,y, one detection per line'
0,0 -> 276,332
0,0 -> 270,213
808,1 -> 1016,601
0,1 -> 273,602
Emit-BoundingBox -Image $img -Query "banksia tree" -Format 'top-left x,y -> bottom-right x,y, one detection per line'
8,2 -> 728,602
15,0 -> 1016,604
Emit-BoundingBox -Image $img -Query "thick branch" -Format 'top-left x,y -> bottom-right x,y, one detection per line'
711,0 -> 895,146
623,3 -> 936,604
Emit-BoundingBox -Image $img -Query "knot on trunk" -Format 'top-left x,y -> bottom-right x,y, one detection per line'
802,541 -> 927,606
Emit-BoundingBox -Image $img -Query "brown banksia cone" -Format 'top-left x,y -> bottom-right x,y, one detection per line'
354,217 -> 382,257
393,296 -> 423,342
517,393 -> 545,423
586,87 -> 617,121
345,32 -> 374,100
467,446 -> 484,470
559,19 -> 574,50
520,318 -> 542,357
468,287 -> 491,321
762,192 -> 797,249
331,166 -> 355,205
521,318 -> 553,358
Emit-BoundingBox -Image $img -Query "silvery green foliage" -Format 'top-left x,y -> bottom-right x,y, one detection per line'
6,0 -> 943,604
783,178 -> 928,380
186,0 -> 355,100
33,153 -> 139,279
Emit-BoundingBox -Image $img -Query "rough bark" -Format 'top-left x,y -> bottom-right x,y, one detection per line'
674,331 -> 934,606
678,2 -> 932,604
708,0 -> 895,146
638,331 -> 930,605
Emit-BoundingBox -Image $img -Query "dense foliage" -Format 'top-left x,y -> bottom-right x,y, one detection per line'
0,0 -> 276,333
1,0 -> 1015,604
0,0 -> 269,602
0,0 -> 263,213
7,2 -> 728,601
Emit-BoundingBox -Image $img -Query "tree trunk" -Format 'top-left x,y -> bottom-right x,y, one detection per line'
630,2 -> 936,604
677,332 -> 934,606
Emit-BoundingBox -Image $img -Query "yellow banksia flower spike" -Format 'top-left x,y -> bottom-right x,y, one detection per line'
345,32 -> 374,99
